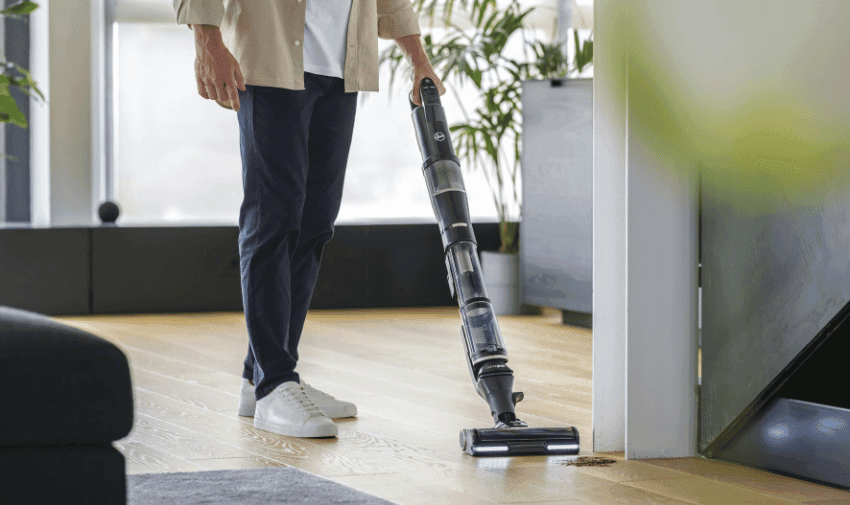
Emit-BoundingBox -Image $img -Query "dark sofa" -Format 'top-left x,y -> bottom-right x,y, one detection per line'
0,305 -> 134,504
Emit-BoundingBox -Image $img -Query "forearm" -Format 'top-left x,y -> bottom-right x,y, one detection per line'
191,24 -> 222,42
394,34 -> 430,68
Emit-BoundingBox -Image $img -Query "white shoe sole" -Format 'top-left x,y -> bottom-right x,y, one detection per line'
253,415 -> 338,438
243,402 -> 355,419
322,403 -> 357,419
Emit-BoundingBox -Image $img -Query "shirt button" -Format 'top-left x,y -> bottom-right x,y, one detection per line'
295,40 -> 300,46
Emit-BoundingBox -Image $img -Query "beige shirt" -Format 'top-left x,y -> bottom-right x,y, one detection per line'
173,0 -> 422,93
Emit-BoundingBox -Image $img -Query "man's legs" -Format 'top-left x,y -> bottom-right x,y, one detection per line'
236,73 -> 358,402
287,76 -> 358,362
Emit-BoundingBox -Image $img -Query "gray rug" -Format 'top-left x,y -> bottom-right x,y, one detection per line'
127,467 -> 400,505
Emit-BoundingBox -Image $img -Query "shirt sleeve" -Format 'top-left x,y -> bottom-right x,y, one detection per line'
173,0 -> 225,31
376,0 -> 422,40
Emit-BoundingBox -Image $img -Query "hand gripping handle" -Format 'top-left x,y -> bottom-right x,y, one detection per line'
408,76 -> 441,109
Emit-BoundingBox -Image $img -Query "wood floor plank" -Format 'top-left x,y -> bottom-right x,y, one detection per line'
114,441 -> 206,474
643,458 -> 850,503
130,368 -> 240,414
415,461 -> 618,504
501,502 -> 584,505
129,412 -> 249,461
332,472 -> 500,505
569,481 -> 695,505
188,456 -> 287,471
623,477 -> 799,504
573,459 -> 694,484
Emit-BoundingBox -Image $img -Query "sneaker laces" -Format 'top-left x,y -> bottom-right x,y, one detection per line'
281,384 -> 323,416
302,382 -> 335,402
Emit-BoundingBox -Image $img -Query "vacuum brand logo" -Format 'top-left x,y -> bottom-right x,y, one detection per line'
434,132 -> 445,142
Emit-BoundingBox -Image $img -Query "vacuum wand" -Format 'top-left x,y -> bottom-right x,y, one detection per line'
408,79 -> 580,457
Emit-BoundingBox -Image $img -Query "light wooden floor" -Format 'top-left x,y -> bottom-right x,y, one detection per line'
57,308 -> 850,505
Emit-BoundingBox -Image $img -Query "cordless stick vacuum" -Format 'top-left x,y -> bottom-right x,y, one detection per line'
408,78 -> 580,457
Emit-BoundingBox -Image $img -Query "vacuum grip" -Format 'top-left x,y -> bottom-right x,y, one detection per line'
409,77 -> 441,110
409,77 -> 459,174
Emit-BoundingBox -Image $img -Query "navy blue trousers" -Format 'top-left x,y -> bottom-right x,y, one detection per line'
235,72 -> 358,401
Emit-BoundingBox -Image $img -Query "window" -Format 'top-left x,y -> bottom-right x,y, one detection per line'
114,23 -> 497,225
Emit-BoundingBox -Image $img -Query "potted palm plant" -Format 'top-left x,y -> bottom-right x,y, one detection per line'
380,0 -> 592,313
1,0 -> 42,161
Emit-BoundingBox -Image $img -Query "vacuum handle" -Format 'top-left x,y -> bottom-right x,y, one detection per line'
408,77 -> 441,111
408,75 -> 460,180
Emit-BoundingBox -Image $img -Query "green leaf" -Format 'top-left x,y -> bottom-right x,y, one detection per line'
0,82 -> 28,128
468,68 -> 482,88
573,32 -> 593,73
474,0 -> 498,27
1,0 -> 39,17
10,63 -> 45,101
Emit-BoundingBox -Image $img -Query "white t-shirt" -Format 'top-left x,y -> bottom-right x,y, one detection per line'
304,0 -> 354,78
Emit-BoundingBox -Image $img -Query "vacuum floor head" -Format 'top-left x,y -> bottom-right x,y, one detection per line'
460,426 -> 580,456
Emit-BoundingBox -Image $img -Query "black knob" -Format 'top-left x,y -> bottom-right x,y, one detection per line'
98,201 -> 120,224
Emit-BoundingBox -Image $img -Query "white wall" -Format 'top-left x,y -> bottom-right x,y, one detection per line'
52,0 -> 99,225
593,0 -> 700,458
591,0 -> 626,454
29,0 -> 99,226
29,0 -> 50,225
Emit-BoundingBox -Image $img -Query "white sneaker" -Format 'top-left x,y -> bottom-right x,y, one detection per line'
238,378 -> 256,417
253,381 -> 337,438
238,379 -> 357,419
301,380 -> 357,419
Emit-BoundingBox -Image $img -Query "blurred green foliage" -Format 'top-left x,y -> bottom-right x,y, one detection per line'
615,0 -> 850,213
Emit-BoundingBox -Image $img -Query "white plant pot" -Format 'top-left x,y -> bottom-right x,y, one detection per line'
480,250 -> 522,315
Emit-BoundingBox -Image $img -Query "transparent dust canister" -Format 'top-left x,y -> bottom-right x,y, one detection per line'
460,300 -> 507,363
447,242 -> 488,302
